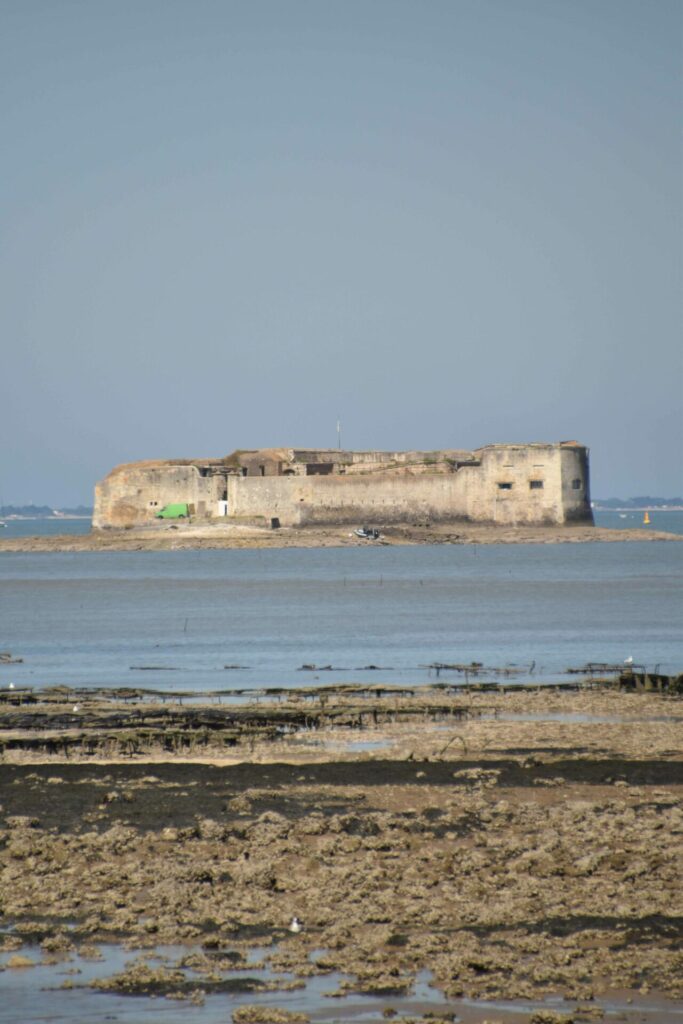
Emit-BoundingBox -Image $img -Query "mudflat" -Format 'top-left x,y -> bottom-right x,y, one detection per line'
1,521 -> 681,552
1,686 -> 681,1022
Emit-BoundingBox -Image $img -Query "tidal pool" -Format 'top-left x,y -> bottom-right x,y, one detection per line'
2,942 -> 682,1024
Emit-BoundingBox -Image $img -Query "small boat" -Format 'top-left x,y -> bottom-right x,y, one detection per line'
0,652 -> 23,664
354,526 -> 380,539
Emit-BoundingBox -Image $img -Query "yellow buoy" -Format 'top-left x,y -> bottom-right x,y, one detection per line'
643,511 -> 651,525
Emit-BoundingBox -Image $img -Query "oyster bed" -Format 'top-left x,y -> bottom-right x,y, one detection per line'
0,686 -> 681,1023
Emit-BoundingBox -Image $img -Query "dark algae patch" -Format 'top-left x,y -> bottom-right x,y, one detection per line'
1,758 -> 681,833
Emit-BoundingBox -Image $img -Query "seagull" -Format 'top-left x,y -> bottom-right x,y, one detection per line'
624,656 -> 633,665
73,704 -> 81,712
288,916 -> 302,933
8,682 -> 15,690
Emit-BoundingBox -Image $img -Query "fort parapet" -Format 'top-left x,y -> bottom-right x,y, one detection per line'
93,443 -> 593,530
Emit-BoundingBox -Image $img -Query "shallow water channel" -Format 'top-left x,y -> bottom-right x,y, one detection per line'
3,939 -> 682,1024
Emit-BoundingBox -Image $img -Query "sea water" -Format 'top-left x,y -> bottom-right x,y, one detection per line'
0,518 -> 91,538
0,541 -> 681,692
594,509 -> 683,534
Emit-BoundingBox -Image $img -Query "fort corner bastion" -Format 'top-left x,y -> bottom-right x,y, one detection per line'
92,442 -> 593,530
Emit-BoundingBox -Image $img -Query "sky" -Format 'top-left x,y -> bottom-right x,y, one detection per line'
1,0 -> 681,505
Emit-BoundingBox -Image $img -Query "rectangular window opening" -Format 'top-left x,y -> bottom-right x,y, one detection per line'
529,480 -> 544,490
498,482 -> 513,490
572,478 -> 582,489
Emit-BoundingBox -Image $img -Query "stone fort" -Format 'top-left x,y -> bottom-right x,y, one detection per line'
93,442 -> 593,529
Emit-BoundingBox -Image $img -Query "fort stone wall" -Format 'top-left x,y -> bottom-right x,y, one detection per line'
225,445 -> 590,526
93,443 -> 593,529
227,472 -> 472,526
93,463 -> 226,528
560,445 -> 592,522
462,445 -> 565,525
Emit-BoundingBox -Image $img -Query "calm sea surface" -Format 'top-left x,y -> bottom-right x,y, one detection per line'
1,539 -> 681,692
0,517 -> 92,538
594,509 -> 683,534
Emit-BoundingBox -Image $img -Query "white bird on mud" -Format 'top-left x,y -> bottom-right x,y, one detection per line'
8,682 -> 15,690
288,916 -> 302,933
624,656 -> 633,665
72,704 -> 81,712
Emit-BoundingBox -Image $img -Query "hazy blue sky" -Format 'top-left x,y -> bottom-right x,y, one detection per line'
2,0 -> 681,504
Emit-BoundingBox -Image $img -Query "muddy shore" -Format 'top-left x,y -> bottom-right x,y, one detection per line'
1,520 -> 681,552
1,686 -> 681,1022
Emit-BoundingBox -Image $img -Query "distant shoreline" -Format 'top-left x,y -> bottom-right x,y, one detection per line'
1,520 -> 682,553
593,506 -> 683,512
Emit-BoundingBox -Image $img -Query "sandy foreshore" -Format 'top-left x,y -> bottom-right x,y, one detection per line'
1,521 -> 681,552
1,685 -> 681,1022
